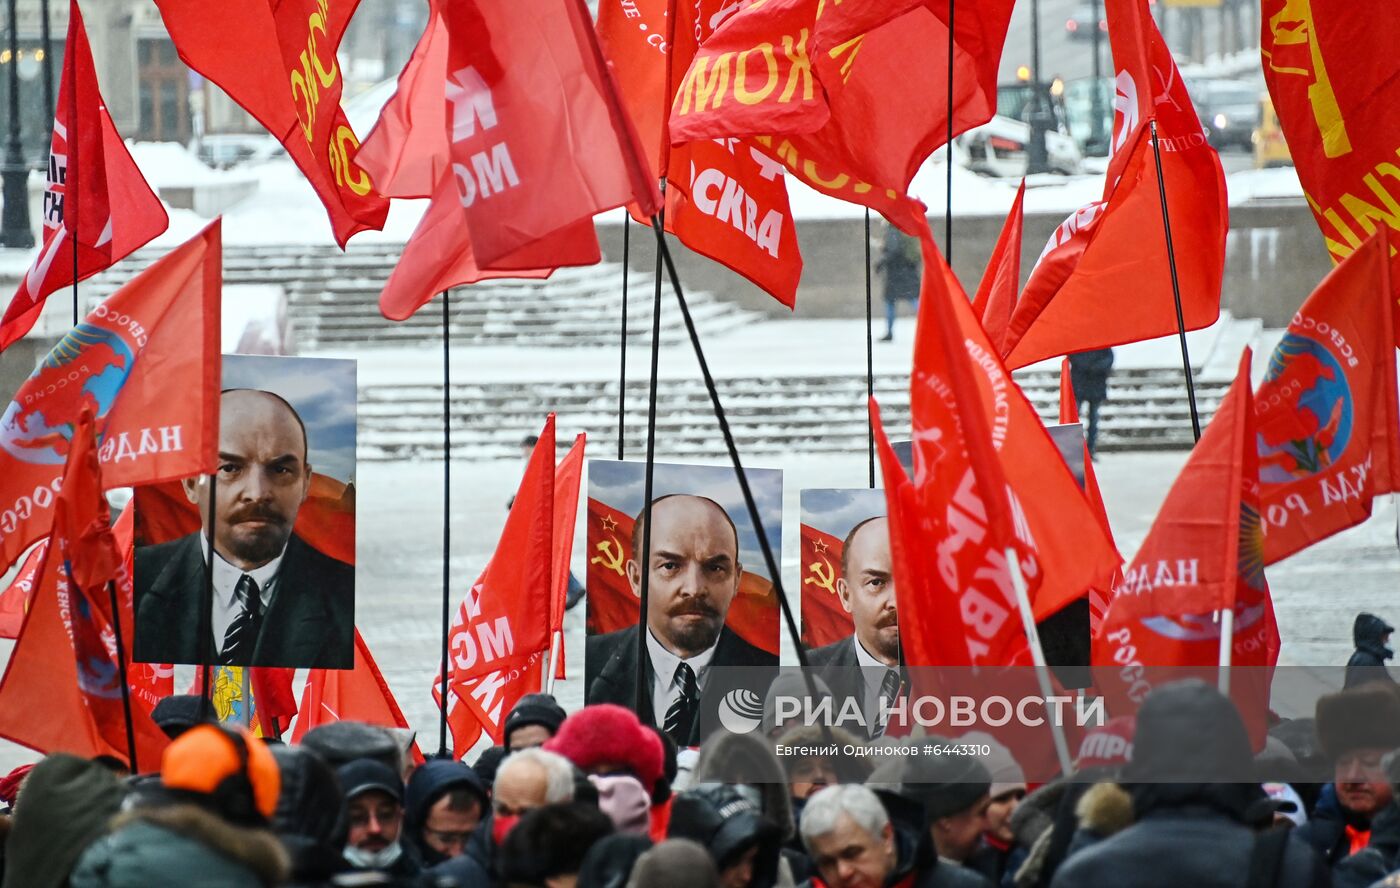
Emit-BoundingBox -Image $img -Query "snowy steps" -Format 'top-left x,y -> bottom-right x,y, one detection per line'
355,367 -> 1231,461
85,244 -> 759,350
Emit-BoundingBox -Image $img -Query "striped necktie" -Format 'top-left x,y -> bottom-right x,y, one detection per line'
871,668 -> 901,739
663,661 -> 699,745
220,574 -> 263,666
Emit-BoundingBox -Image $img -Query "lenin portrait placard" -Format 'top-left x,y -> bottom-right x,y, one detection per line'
585,459 -> 781,746
132,354 -> 356,669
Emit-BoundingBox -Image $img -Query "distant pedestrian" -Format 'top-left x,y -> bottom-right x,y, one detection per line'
876,224 -> 921,342
1346,613 -> 1396,688
1069,348 -> 1114,457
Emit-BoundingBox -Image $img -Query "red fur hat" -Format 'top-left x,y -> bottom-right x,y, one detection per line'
544,704 -> 665,793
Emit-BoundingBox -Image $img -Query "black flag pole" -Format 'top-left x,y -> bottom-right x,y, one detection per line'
1149,120 -> 1202,441
618,217 -> 631,460
945,0 -> 955,260
197,474 -> 217,723
104,578 -> 138,772
865,209 -> 875,489
634,201 -> 666,716
439,289 -> 452,755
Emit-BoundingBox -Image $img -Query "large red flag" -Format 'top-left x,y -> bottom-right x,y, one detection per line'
0,221 -> 221,574
295,631 -> 421,763
152,0 -> 387,246
1255,233 -> 1400,563
974,181 -> 1025,357
1001,0 -> 1226,369
1260,0 -> 1400,341
1094,351 -> 1279,747
0,0 -> 167,352
799,523 -> 855,649
550,436 -> 587,680
1060,360 -> 1120,633
670,0 -> 1016,235
873,231 -> 1120,667
0,480 -> 170,767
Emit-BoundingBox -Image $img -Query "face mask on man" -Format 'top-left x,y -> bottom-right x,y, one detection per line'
344,839 -> 404,870
492,813 -> 521,847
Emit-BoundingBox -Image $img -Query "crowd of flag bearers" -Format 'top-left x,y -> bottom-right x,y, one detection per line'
0,0 -> 1399,883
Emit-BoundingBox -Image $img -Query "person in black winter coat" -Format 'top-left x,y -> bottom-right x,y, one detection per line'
877,223 -> 921,342
402,759 -> 490,868
1049,680 -> 1328,888
1347,614 -> 1397,688
267,746 -> 349,887
1068,348 -> 1114,457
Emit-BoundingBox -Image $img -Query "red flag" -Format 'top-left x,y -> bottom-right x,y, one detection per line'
799,523 -> 855,649
1001,0 -> 1226,369
1059,360 -> 1120,633
1094,351 -> 1279,747
295,631 -> 421,762
873,230 -> 1120,667
550,436 -> 587,680
1255,232 -> 1400,563
671,0 -> 1016,235
595,0 -> 670,183
250,668 -> 298,738
0,541 -> 45,638
440,417 -> 559,746
0,427 -> 170,766
585,495 -> 781,657
0,0 -> 167,352
0,221 -> 221,574
152,0 -> 387,246
974,181 -> 1025,356
1260,0 -> 1400,342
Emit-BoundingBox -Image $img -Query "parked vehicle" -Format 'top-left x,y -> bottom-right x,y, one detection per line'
1064,2 -> 1108,41
958,81 -> 1083,176
1186,78 -> 1262,151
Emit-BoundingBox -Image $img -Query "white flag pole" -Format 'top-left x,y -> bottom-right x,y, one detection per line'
1007,546 -> 1074,776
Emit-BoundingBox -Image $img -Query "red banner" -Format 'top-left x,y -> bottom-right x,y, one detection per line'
974,180 -> 1025,357
1002,0 -> 1226,369
0,0 -> 167,352
0,541 -> 45,639
0,222 -> 221,574
152,0 -> 388,246
1254,232 -> 1400,563
295,630 -> 421,763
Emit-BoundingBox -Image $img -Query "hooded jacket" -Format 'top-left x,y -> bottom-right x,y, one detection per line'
1347,614 -> 1396,689
1049,682 -> 1328,888
70,805 -> 290,888
3,753 -> 125,888
402,759 -> 489,867
268,746 -> 348,886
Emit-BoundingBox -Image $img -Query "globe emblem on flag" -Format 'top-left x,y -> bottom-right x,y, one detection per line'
1256,332 -> 1353,484
0,323 -> 135,466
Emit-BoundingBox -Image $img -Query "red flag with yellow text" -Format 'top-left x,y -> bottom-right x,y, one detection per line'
0,221 -> 221,574
799,523 -> 853,649
1094,351 -> 1279,747
1001,0 -> 1226,369
1254,232 -> 1400,563
152,0 -> 387,246
0,0 -> 167,352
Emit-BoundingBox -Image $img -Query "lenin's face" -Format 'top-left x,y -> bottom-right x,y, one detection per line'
627,496 -> 742,658
184,390 -> 311,571
838,518 -> 898,665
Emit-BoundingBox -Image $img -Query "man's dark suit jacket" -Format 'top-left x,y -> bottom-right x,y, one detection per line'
586,623 -> 777,745
806,634 -> 900,741
133,531 -> 354,668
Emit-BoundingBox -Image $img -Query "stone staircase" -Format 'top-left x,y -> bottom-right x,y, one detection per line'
86,243 -> 758,350
357,366 -> 1230,461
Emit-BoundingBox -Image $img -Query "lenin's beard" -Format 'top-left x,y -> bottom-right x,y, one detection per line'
869,611 -> 900,662
662,598 -> 725,654
219,503 -> 294,567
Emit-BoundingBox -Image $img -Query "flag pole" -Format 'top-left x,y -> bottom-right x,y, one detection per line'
865,209 -> 875,489
650,218 -> 814,682
635,194 -> 666,716
1217,606 -> 1234,695
103,579 -> 138,772
618,216 -> 630,460
545,631 -> 561,696
439,288 -> 452,756
1006,545 -> 1074,776
197,474 -> 218,723
1149,120 -> 1202,441
945,0 -> 955,260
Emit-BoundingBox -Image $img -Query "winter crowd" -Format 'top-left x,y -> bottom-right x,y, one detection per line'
5,613 -> 1400,887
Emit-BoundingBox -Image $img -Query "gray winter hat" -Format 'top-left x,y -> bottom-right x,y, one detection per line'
898,738 -> 992,822
627,838 -> 720,888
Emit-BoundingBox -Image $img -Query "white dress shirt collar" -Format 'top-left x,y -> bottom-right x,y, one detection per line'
646,627 -> 718,722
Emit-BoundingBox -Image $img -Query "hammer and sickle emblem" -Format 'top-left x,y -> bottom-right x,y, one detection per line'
804,558 -> 837,595
591,537 -> 626,576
